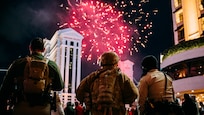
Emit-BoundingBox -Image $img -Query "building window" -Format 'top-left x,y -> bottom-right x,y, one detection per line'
179,13 -> 183,22
65,47 -> 67,57
178,27 -> 185,42
174,0 -> 182,8
201,17 -> 204,32
162,58 -> 204,80
75,49 -> 78,89
68,48 -> 73,93
70,41 -> 74,46
170,63 -> 188,79
190,60 -> 204,76
175,9 -> 183,24
68,83 -> 72,93
64,47 -> 67,82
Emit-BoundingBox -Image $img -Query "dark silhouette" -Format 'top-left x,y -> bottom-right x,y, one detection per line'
199,102 -> 204,115
75,101 -> 84,115
182,94 -> 198,115
0,37 -> 64,115
64,102 -> 75,115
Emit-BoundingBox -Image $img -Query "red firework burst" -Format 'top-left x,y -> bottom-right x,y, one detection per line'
66,1 -> 136,61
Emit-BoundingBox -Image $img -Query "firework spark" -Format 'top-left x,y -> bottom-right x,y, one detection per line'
113,0 -> 158,48
59,0 -> 157,61
65,1 -> 136,61
114,0 -> 158,47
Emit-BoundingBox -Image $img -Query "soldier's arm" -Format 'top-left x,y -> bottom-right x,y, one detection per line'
76,72 -> 97,103
48,61 -> 64,91
121,74 -> 139,104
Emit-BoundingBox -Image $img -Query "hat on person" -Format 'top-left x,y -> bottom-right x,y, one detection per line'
141,55 -> 158,70
99,51 -> 120,66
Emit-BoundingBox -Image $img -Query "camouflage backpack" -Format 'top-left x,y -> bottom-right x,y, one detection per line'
23,57 -> 50,94
91,68 -> 121,110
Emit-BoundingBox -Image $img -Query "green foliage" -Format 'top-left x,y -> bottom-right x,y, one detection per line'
162,37 -> 204,60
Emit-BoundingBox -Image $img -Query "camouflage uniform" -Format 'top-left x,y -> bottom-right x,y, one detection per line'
76,67 -> 139,115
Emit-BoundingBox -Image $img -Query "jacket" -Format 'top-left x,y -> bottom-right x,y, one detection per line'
0,53 -> 64,115
76,67 -> 139,115
138,69 -> 174,115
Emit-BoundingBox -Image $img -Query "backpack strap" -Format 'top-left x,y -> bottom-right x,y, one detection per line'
163,72 -> 175,101
163,72 -> 167,96
24,56 -> 31,80
43,58 -> 50,92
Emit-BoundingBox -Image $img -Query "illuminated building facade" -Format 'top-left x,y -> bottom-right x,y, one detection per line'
44,28 -> 83,106
161,0 -> 204,103
119,60 -> 134,81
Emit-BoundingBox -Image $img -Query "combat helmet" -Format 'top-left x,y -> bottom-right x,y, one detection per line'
141,55 -> 158,70
99,51 -> 120,66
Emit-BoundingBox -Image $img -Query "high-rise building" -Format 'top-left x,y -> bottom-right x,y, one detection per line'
161,0 -> 204,103
44,28 -> 83,106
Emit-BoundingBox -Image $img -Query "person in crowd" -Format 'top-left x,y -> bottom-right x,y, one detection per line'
0,37 -> 64,115
51,92 -> 65,115
127,101 -> 138,115
199,102 -> 204,115
75,101 -> 84,115
182,94 -> 198,115
64,102 -> 75,115
192,95 -> 200,115
83,104 -> 90,115
137,55 -> 175,115
76,51 -> 139,115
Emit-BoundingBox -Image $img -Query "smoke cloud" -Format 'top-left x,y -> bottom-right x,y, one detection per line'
0,0 -> 63,68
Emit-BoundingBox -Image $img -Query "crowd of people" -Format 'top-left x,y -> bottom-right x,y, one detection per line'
0,37 -> 203,115
63,101 -> 138,115
54,95 -> 204,115
62,96 -> 204,115
63,101 -> 84,115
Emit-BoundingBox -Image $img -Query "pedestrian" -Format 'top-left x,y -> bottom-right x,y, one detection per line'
51,92 -> 65,115
75,101 -> 84,115
199,102 -> 204,115
137,55 -> 183,115
182,94 -> 198,115
76,51 -> 139,115
0,37 -> 64,115
64,102 -> 75,115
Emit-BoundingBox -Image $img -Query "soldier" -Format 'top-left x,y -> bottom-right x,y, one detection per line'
76,51 -> 139,115
0,37 -> 64,115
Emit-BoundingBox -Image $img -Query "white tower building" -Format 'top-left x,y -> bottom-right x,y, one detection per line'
44,28 -> 83,106
118,60 -> 134,81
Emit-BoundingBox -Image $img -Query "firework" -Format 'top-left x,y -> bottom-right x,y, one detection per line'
113,0 -> 158,48
65,0 -> 136,61
60,0 -> 157,61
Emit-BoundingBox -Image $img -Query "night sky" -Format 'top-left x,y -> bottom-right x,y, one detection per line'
0,0 -> 174,83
